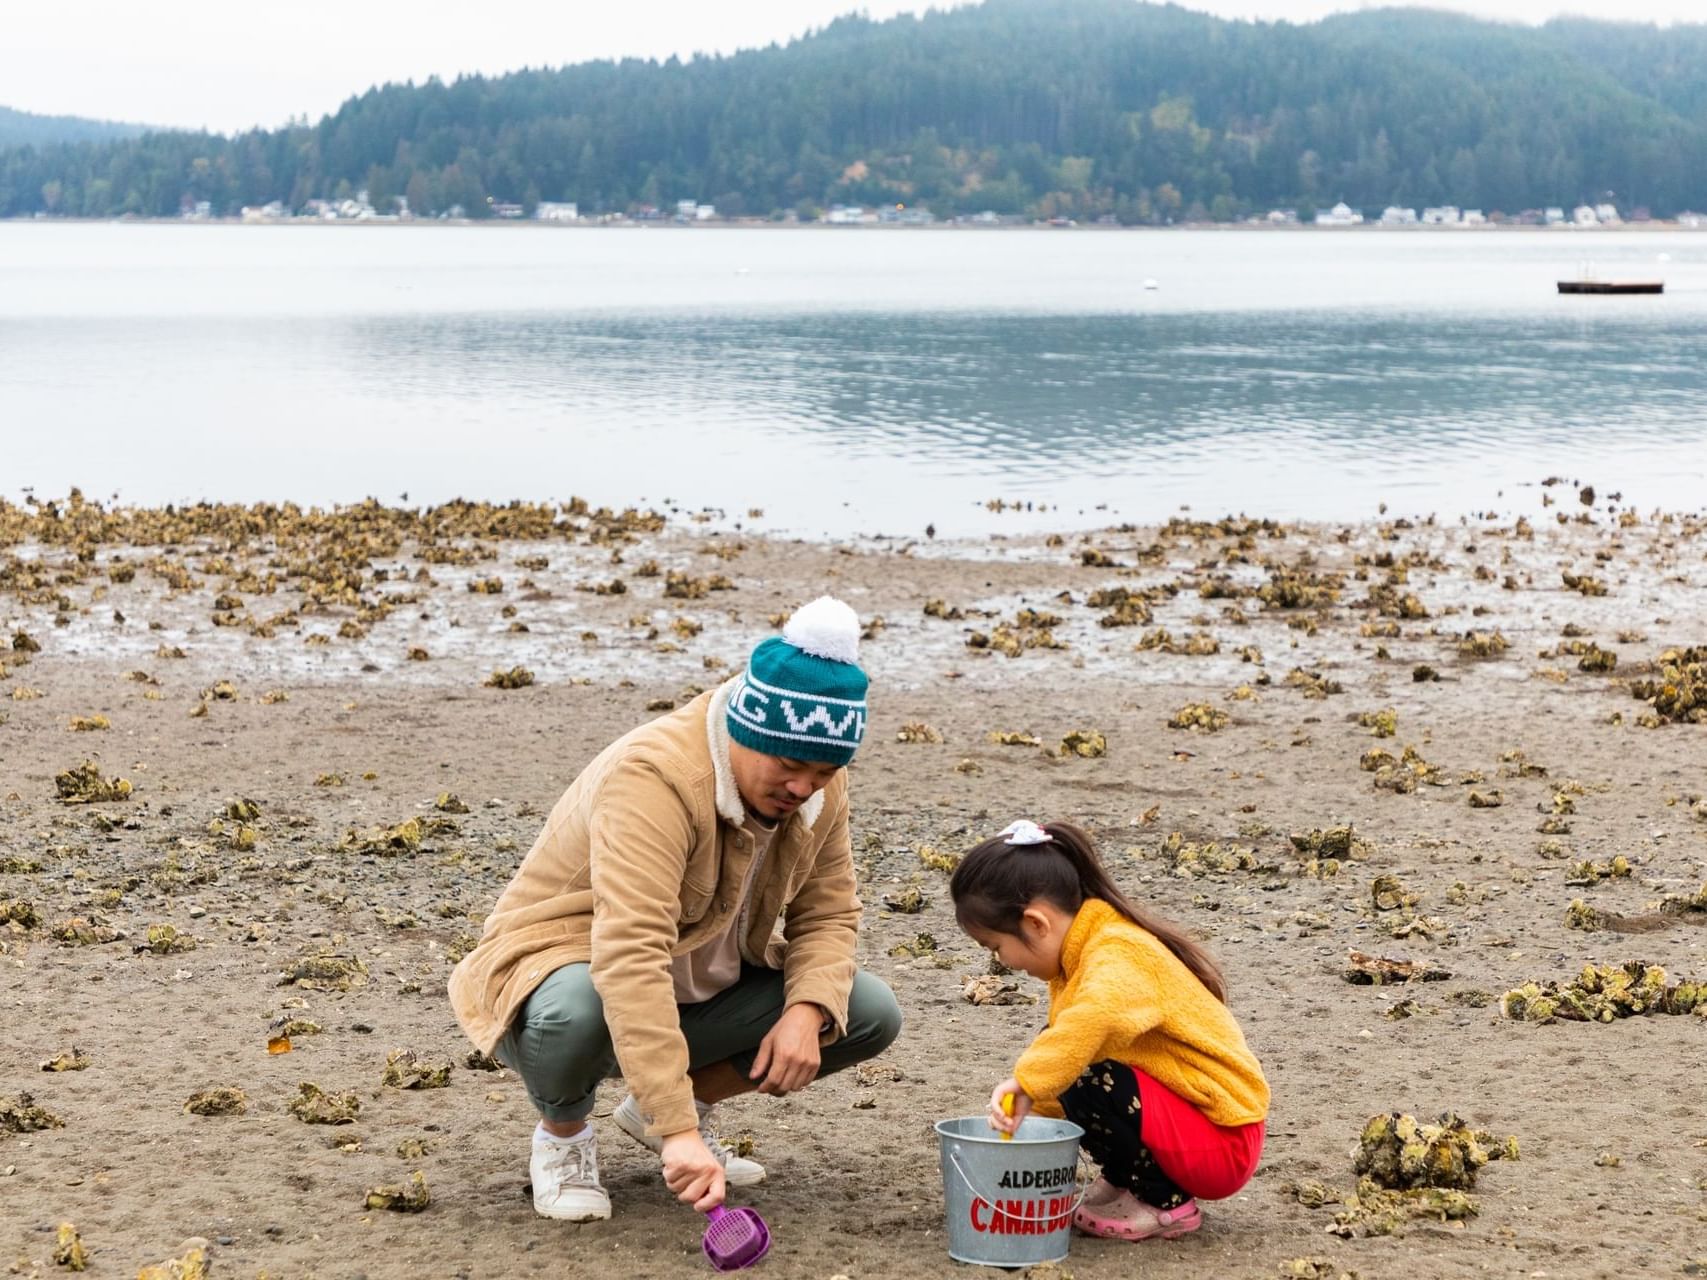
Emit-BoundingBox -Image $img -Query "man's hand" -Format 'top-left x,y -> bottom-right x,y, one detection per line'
661,1130 -> 726,1212
748,1002 -> 825,1096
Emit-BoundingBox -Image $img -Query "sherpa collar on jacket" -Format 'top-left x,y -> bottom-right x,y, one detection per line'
706,676 -> 828,830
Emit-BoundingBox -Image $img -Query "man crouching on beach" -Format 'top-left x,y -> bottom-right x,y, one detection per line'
449,596 -> 902,1221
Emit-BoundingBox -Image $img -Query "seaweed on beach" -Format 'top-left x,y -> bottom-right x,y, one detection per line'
1365,745 -> 1443,793
0,898 -> 41,929
1058,729 -> 1107,757
896,721 -> 943,744
1137,628 -> 1219,655
1362,584 -> 1430,620
280,951 -> 369,991
1089,587 -> 1152,627
365,1171 -> 431,1212
140,923 -> 198,955
1501,961 -> 1707,1023
1284,667 -> 1342,699
52,1222 -> 88,1271
54,761 -> 132,803
1561,571 -> 1608,597
382,1049 -> 454,1090
1369,875 -> 1416,912
50,916 -> 124,946
1500,749 -> 1549,779
882,886 -> 927,914
1563,855 -> 1629,885
1277,1259 -> 1358,1280
1286,825 -> 1373,878
1,1091 -> 64,1134
1355,1112 -> 1517,1191
1167,703 -> 1228,731
968,618 -> 1066,657
1157,832 -> 1266,877
183,1086 -> 248,1116
962,975 -> 1036,1006
341,817 -> 423,855
1578,644 -> 1618,673
1258,569 -> 1342,610
1354,708 -> 1397,738
1629,647 -> 1707,725
888,932 -> 937,959
136,1246 -> 208,1280
1661,882 -> 1707,915
917,845 -> 961,873
1328,1178 -> 1479,1238
1563,900 -> 1625,932
1457,630 -> 1510,658
483,666 -> 535,689
289,1081 -> 362,1124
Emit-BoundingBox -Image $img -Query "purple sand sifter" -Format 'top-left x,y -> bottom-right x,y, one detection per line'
701,1204 -> 771,1271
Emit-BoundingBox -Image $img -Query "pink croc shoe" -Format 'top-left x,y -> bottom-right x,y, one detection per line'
1073,1190 -> 1202,1241
1080,1175 -> 1123,1207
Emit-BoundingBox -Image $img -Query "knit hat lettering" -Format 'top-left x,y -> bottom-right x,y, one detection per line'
726,597 -> 869,767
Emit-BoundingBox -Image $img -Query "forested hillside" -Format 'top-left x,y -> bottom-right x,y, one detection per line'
4,0 -> 1705,222
0,105 -> 148,150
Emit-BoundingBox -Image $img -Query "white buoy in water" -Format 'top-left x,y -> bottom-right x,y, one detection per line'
1142,277 -> 1160,291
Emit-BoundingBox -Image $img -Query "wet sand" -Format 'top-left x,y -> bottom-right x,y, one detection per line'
3,493 -> 1705,1278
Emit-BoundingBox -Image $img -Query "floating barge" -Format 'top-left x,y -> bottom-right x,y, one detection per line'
1557,280 -> 1664,295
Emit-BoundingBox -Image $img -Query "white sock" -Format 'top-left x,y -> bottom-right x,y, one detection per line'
535,1121 -> 591,1146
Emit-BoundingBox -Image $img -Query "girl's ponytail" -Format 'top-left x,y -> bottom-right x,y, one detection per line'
1042,822 -> 1225,1003
951,819 -> 1227,1003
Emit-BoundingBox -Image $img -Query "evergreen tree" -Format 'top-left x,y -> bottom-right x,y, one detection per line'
4,0 -> 1706,221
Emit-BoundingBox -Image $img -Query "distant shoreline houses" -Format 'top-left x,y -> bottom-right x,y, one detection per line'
1267,200 -> 1697,229
200,189 -> 1707,230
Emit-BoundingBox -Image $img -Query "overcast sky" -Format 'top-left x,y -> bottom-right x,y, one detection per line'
4,0 -> 1704,134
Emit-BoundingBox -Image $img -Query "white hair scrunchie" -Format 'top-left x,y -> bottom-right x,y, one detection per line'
999,820 -> 1051,846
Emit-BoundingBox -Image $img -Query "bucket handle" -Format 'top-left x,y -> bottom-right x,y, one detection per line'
946,1149 -> 1091,1228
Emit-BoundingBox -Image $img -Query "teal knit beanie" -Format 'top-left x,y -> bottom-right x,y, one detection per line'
727,596 -> 869,766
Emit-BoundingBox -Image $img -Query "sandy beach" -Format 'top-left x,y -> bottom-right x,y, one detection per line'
3,491 -> 1704,1279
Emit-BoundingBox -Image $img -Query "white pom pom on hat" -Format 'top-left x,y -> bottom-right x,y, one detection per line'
781,595 -> 862,664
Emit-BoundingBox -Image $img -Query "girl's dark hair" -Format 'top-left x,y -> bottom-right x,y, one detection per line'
949,821 -> 1226,1003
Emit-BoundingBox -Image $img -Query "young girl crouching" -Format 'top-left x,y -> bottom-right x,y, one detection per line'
949,819 -> 1269,1242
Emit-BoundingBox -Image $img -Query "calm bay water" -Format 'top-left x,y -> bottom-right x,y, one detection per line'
4,222 -> 1705,536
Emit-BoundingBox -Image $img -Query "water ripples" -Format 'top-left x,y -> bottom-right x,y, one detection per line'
9,225 -> 1707,532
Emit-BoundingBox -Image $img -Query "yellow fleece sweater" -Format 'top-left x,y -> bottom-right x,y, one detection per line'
1013,898 -> 1269,1128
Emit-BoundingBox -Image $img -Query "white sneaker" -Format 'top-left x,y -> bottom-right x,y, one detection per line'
530,1126 -> 612,1221
612,1094 -> 767,1186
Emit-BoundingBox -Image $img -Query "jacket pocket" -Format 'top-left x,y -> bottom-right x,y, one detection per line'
678,875 -> 716,926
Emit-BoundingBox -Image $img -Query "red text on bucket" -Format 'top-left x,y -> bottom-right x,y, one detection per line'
968,1195 -> 1077,1235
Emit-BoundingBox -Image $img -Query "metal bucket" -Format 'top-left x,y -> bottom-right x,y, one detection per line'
935,1115 -> 1086,1268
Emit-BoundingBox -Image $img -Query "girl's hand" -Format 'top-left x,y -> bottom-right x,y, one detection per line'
988,1078 -> 1031,1135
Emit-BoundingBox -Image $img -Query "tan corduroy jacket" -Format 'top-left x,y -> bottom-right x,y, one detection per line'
447,679 -> 861,1139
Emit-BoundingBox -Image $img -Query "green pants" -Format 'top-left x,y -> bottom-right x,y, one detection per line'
496,962 -> 903,1123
